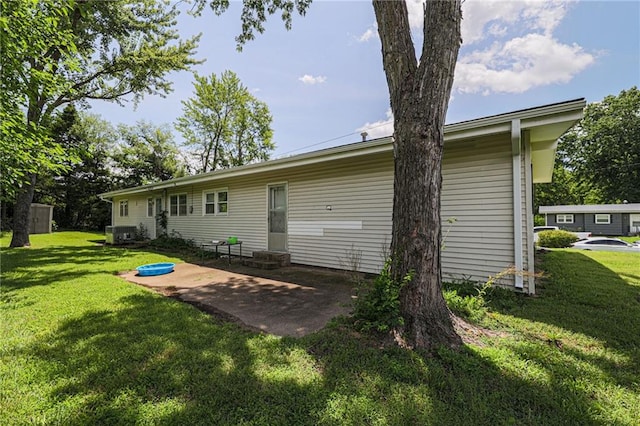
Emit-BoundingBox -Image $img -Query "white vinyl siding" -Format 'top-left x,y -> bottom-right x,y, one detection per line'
112,195 -> 158,233
441,134 -> 516,286
556,214 -> 574,224
285,154 -> 393,273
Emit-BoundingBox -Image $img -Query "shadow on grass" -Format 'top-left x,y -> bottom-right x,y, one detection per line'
9,291 -> 615,425
0,244 -> 185,292
488,250 -> 640,391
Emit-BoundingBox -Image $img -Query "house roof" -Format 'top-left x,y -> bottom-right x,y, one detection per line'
100,98 -> 585,199
539,204 -> 640,214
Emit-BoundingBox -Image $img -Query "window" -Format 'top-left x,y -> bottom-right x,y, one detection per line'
147,198 -> 154,217
170,194 -> 187,216
119,200 -> 128,217
217,190 -> 228,214
203,189 -> 228,216
595,214 -> 611,225
556,214 -> 574,224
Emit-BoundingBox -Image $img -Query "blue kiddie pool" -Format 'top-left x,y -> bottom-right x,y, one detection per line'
136,262 -> 175,276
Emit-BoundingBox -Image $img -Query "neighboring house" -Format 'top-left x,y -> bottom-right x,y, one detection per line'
100,99 -> 585,294
539,204 -> 640,236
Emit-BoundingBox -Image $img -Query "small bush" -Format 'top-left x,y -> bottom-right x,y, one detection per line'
443,289 -> 486,322
353,259 -> 412,333
148,231 -> 195,250
537,230 -> 578,248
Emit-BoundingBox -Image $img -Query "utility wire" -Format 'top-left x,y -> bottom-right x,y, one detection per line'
276,121 -> 392,158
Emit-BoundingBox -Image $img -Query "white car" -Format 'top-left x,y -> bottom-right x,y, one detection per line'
571,237 -> 640,253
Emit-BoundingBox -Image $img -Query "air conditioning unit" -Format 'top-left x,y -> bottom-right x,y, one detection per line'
105,226 -> 138,244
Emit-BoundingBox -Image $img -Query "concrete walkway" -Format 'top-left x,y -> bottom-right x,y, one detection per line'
120,263 -> 355,337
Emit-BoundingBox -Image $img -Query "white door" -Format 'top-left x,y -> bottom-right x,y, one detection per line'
268,184 -> 287,251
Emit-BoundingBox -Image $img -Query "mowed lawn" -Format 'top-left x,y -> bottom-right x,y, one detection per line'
1,232 -> 638,425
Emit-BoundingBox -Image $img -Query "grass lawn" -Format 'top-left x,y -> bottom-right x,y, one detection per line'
1,232 -> 639,425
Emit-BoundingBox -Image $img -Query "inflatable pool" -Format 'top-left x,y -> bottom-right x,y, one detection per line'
136,262 -> 175,276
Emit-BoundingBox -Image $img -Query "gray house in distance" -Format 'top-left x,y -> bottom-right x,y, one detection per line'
539,204 -> 640,236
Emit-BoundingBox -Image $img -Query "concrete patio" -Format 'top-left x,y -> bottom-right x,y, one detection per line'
120,262 -> 356,337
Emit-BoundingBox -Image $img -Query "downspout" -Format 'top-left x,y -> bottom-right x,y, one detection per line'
523,131 -> 536,294
99,196 -> 114,226
511,119 -> 524,290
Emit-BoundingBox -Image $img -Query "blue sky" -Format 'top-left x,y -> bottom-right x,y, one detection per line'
90,0 -> 640,157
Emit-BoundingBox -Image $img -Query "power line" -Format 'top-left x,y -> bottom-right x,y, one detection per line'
276,121 -> 392,158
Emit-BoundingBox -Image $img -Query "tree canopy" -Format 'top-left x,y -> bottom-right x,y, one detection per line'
535,87 -> 640,210
4,0 -> 200,246
175,70 -> 274,173
35,106 -> 116,230
114,121 -> 186,188
562,87 -> 640,203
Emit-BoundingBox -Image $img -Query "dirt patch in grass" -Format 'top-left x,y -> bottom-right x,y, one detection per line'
452,315 -> 508,347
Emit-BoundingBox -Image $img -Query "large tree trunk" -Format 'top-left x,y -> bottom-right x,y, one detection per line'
10,174 -> 37,247
373,0 -> 463,350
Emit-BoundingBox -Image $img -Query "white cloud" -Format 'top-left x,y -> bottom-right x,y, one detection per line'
356,109 -> 394,140
451,0 -> 594,95
357,24 -> 377,43
362,1 -> 593,97
298,74 -> 327,85
455,33 -> 595,94
461,0 -> 571,45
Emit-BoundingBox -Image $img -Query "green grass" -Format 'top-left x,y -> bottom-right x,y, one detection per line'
1,232 -> 639,425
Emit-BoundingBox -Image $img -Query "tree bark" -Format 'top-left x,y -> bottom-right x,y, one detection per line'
10,174 -> 36,247
373,0 -> 463,351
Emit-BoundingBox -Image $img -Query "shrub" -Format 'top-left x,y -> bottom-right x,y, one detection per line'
353,259 -> 412,333
148,231 -> 195,250
537,230 -> 578,248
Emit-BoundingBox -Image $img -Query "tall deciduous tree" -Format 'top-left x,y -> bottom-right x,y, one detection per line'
175,71 -> 274,173
3,0 -> 200,247
196,0 -> 463,350
114,121 -> 186,188
36,107 -> 117,230
561,87 -> 640,203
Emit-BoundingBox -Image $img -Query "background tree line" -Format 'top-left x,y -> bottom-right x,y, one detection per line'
534,86 -> 640,222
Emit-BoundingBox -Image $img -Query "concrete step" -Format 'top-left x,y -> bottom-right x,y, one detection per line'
243,259 -> 281,270
251,251 -> 291,266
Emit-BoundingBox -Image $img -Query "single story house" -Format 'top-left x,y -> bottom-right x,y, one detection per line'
539,203 -> 640,236
100,99 -> 585,294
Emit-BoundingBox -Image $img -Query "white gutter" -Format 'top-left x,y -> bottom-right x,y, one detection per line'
99,196 -> 114,227
511,119 -> 524,289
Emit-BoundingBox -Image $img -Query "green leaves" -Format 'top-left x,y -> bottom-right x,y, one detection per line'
1,0 -> 200,198
541,87 -> 640,205
353,259 -> 411,333
193,0 -> 312,50
176,70 -> 275,173
114,121 -> 186,187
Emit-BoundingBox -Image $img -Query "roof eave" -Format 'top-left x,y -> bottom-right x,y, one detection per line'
100,99 -> 586,199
